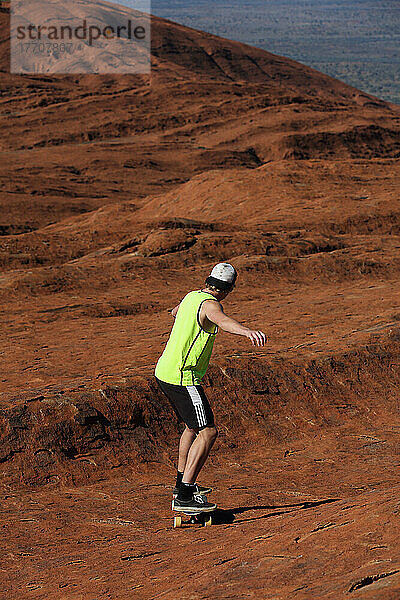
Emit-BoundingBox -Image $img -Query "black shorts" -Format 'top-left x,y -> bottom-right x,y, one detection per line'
155,377 -> 215,431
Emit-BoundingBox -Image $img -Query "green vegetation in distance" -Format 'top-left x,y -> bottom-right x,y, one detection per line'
148,0 -> 400,105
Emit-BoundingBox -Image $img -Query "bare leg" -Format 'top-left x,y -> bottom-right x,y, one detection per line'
177,427 -> 197,473
182,426 -> 218,484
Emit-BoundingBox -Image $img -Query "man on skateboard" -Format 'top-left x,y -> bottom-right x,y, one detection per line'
155,263 -> 266,514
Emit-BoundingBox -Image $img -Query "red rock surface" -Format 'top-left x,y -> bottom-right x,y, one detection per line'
1,4 -> 400,599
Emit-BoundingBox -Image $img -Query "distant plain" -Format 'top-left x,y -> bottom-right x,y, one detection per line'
150,0 -> 400,105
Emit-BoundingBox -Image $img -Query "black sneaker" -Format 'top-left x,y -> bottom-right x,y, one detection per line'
173,495 -> 216,513
172,483 -> 212,497
195,484 -> 213,495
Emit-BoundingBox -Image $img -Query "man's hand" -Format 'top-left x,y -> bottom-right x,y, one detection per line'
246,330 -> 267,347
168,304 -> 180,318
203,300 -> 267,346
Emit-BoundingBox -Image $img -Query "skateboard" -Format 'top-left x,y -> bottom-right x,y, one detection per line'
172,492 -> 216,528
173,509 -> 214,528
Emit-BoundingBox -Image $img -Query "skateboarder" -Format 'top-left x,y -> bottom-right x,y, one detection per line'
155,263 -> 266,512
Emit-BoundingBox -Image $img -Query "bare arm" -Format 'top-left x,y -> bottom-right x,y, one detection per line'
203,300 -> 267,347
168,303 -> 180,318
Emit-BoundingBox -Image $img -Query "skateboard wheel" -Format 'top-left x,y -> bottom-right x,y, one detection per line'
204,515 -> 212,527
174,516 -> 182,528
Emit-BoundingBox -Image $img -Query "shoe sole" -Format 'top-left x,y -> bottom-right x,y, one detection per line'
173,505 -> 216,514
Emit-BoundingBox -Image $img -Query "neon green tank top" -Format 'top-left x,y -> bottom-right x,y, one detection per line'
155,290 -> 219,386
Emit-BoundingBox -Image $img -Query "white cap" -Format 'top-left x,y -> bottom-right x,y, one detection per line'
205,263 -> 237,291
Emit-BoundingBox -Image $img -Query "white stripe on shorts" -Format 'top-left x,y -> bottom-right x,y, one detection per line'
187,385 -> 207,427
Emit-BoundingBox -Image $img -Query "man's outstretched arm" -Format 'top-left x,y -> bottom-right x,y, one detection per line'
204,301 -> 266,347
